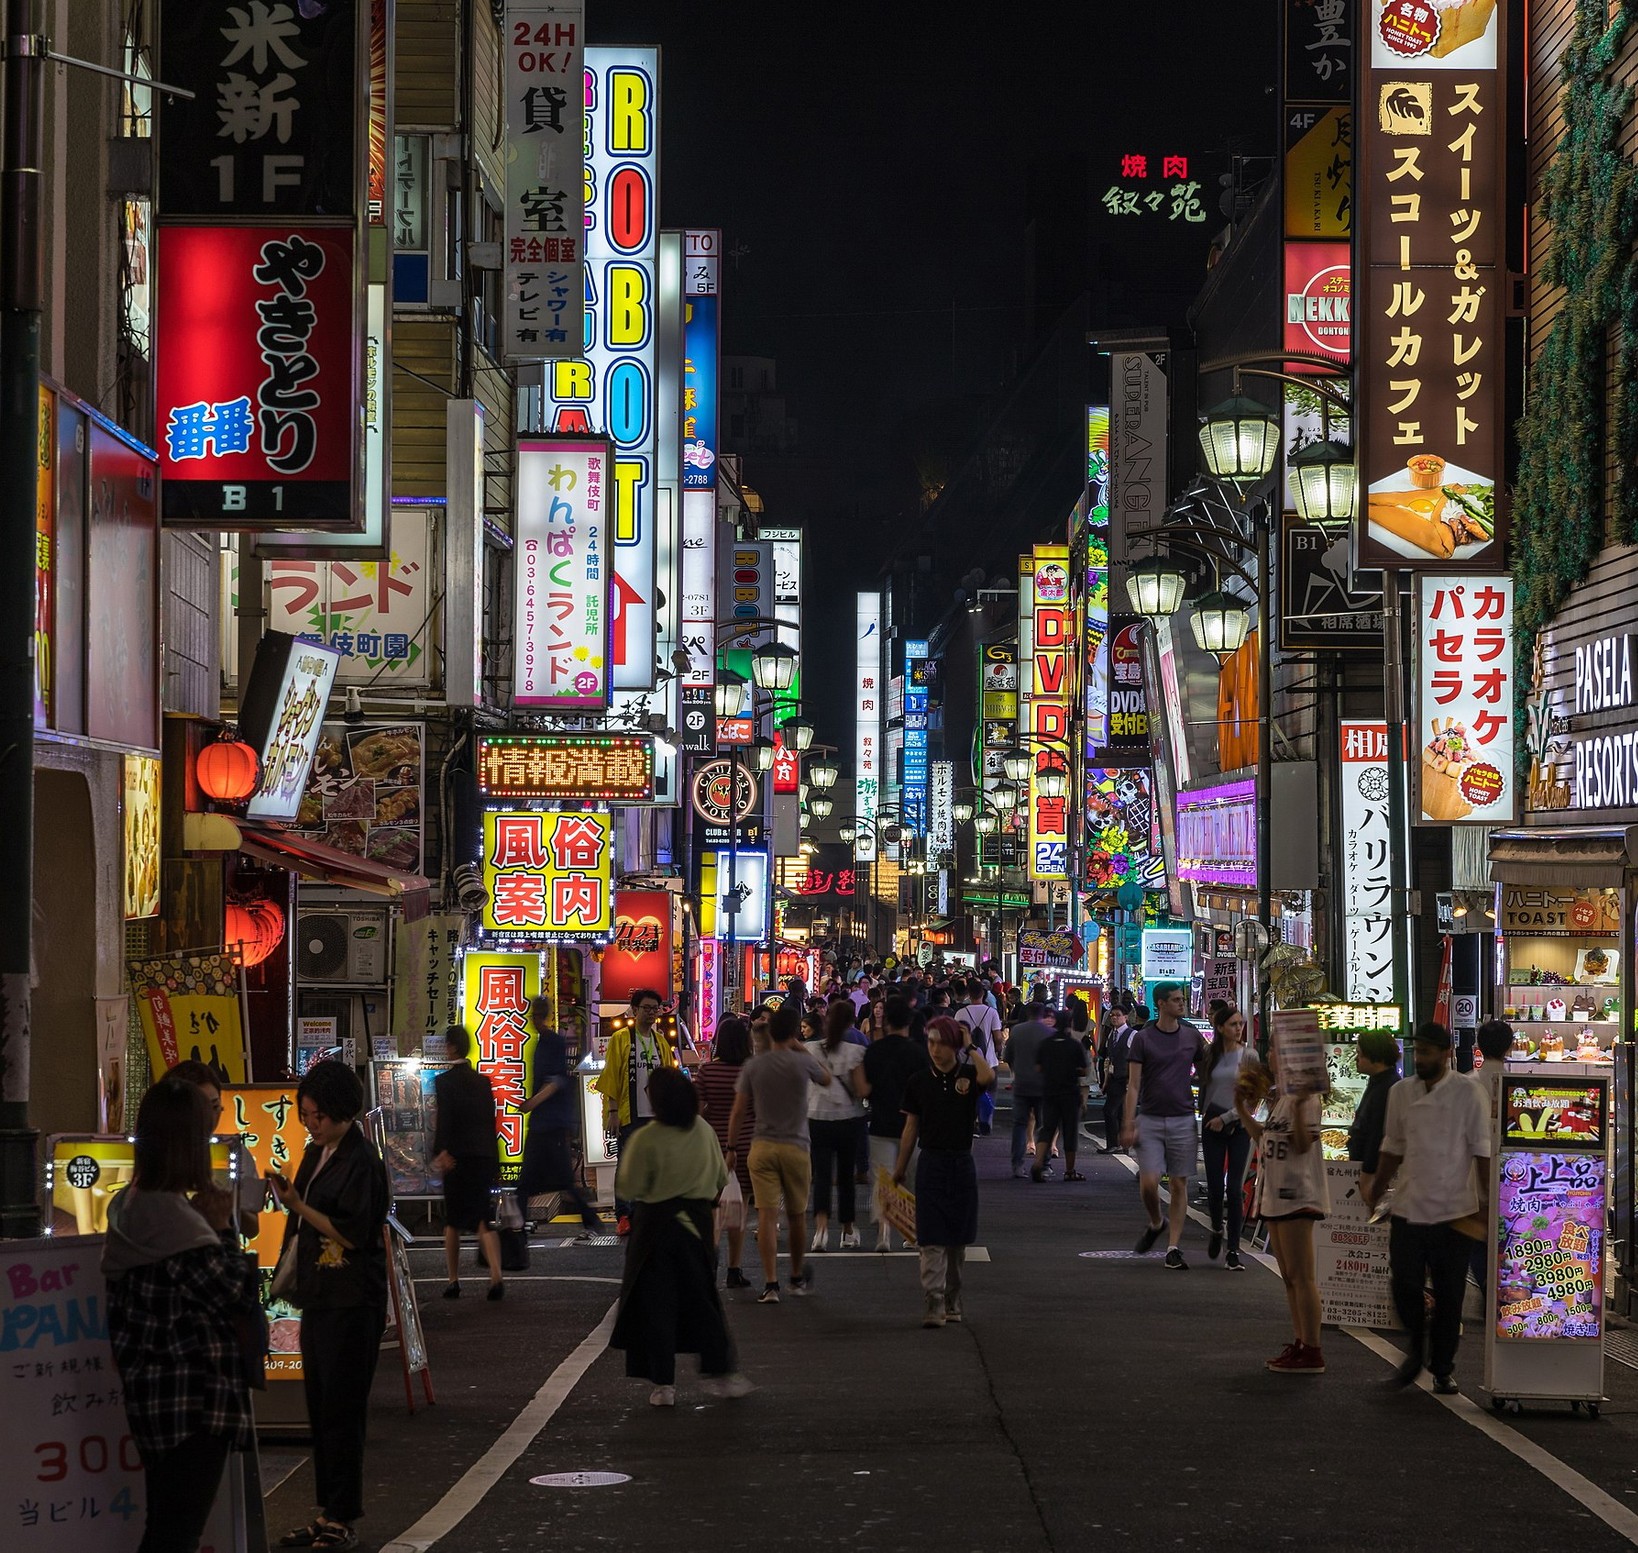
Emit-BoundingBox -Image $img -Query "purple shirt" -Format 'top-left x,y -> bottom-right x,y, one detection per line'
1130,1020 -> 1208,1118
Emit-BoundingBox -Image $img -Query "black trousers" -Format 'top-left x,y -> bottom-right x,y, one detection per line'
527,1127 -> 600,1228
1037,1093 -> 1082,1162
301,1302 -> 387,1524
1202,1122 -> 1253,1246
1102,1079 -> 1128,1149
615,1119 -> 650,1216
138,1430 -> 231,1553
810,1117 -> 861,1221
1389,1218 -> 1471,1378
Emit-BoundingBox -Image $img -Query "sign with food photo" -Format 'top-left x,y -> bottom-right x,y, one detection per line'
291,722 -> 424,873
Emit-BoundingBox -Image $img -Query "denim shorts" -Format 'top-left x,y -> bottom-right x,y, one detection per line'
1137,1113 -> 1198,1178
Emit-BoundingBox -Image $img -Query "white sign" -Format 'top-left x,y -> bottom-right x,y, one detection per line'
930,760 -> 955,858
1139,927 -> 1192,983
1317,1161 -> 1399,1329
1340,721 -> 1395,1002
514,438 -> 611,710
1416,575 -> 1515,824
1270,1008 -> 1326,1095
502,2 -> 584,361
246,638 -> 342,822
856,593 -> 881,863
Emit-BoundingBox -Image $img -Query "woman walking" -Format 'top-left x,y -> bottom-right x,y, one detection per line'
1199,1004 -> 1256,1269
104,1078 -> 262,1553
270,1061 -> 390,1549
893,1015 -> 993,1327
806,999 -> 868,1250
1236,1057 -> 1329,1374
696,1015 -> 755,1287
610,1069 -> 752,1406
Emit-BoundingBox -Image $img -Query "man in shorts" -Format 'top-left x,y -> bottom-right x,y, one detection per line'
1122,984 -> 1209,1269
726,1004 -> 832,1303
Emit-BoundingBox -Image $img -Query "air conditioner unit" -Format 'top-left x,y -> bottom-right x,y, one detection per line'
296,907 -> 389,986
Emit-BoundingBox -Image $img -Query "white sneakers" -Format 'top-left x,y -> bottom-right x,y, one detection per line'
649,1385 -> 676,1407
700,1372 -> 757,1400
875,1230 -> 893,1253
839,1228 -> 861,1250
923,1295 -> 946,1329
810,1227 -> 829,1253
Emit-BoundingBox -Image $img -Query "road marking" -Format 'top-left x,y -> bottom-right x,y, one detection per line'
1108,1152 -> 1638,1547
380,1301 -> 617,1553
412,1274 -> 621,1285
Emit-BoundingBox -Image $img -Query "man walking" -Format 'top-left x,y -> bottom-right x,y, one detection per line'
858,996 -> 926,1251
1002,993 -> 1053,1179
595,988 -> 679,1235
1034,1015 -> 1089,1182
953,978 -> 1003,1136
1098,1003 -> 1134,1153
518,995 -> 602,1237
1123,984 -> 1208,1268
727,1005 -> 832,1303
1365,1021 -> 1492,1393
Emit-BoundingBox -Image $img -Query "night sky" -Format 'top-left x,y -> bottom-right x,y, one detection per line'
592,2 -> 1281,751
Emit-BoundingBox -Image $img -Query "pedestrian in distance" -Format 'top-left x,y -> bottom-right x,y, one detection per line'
430,1026 -> 505,1301
894,1016 -> 994,1327
1465,1018 -> 1513,1296
695,1015 -> 756,1287
1237,1055 -> 1329,1372
1364,1021 -> 1493,1394
269,1061 -> 390,1551
857,996 -> 926,1251
596,988 -> 680,1236
806,999 -> 869,1252
726,1003 -> 833,1303
1033,1010 -> 1089,1182
748,1002 -> 775,1054
104,1077 -> 263,1553
1346,1029 -> 1401,1200
517,996 -> 602,1239
953,976 -> 1003,1135
168,1057 -> 269,1238
1003,993 -> 1053,1178
1098,1003 -> 1134,1153
1198,1004 -> 1256,1267
1124,983 -> 1209,1268
610,1069 -> 752,1407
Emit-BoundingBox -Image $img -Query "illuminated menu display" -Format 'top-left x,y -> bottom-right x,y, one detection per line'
1501,1078 -> 1606,1150
1495,1150 -> 1604,1342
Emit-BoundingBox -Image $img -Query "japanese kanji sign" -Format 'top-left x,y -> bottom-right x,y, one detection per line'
502,3 -> 584,361
475,734 -> 655,802
1027,546 -> 1071,882
156,224 -> 360,528
129,954 -> 251,1085
156,0 -> 364,217
856,592 -> 881,864
514,438 -> 611,710
600,889 -> 673,1004
1281,518 -> 1384,652
1415,575 -> 1514,823
543,47 -> 660,689
1339,721 -> 1396,1001
1098,153 -> 1208,222
1357,1 -> 1508,570
240,632 -> 344,822
1283,239 -> 1351,364
683,230 -> 721,490
1285,107 -> 1352,238
481,809 -> 614,942
460,951 -> 544,1177
1285,0 -> 1353,106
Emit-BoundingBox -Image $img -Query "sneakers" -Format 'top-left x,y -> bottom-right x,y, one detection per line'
700,1372 -> 757,1400
1135,1223 -> 1164,1255
1164,1247 -> 1188,1270
839,1228 -> 861,1250
757,1282 -> 781,1304
1225,1251 -> 1245,1272
875,1230 -> 893,1253
788,1268 -> 814,1297
1268,1343 -> 1325,1375
1207,1225 -> 1224,1260
1030,1167 -> 1046,1183
1265,1342 -> 1300,1370
810,1227 -> 829,1253
922,1296 -> 946,1328
944,1296 -> 963,1324
725,1267 -> 751,1289
1432,1374 -> 1459,1396
1038,1165 -> 1057,1181
649,1385 -> 676,1407
1012,1166 -> 1031,1180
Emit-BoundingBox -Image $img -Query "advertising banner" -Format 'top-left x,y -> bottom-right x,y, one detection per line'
514,438 -> 612,710
241,634 -> 344,823
1357,1 -> 1508,570
1281,517 -> 1384,652
122,755 -> 160,921
1495,1150 -> 1604,1341
156,224 -> 360,528
87,423 -> 160,752
1107,350 -> 1168,587
481,808 -> 614,942
1415,575 -> 1515,823
1027,546 -> 1071,881
683,230 -> 721,488
1083,767 -> 1165,891
1285,107 -> 1352,237
502,2 -> 585,360
291,722 -> 424,872
1339,721 -> 1396,1001
371,1059 -> 446,1197
543,47 -> 660,689
461,952 -> 544,1179
1139,927 -> 1192,983
699,848 -> 769,942
475,733 -> 655,802
1175,779 -> 1257,888
856,593 -> 882,863
1101,615 -> 1151,761
903,640 -> 930,835
601,890 -> 674,1004
1283,240 -> 1350,364
1316,1160 -> 1398,1328
391,912 -> 463,1052
1285,0 -> 1353,105
1502,1078 -> 1606,1149
129,953 -> 250,1084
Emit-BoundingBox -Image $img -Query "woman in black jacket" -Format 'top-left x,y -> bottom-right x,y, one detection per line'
270,1062 -> 390,1551
1346,1030 -> 1402,1195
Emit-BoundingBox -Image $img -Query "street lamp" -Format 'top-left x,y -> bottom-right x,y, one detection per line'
838,822 -> 857,844
810,793 -> 834,819
1001,747 -> 1032,784
972,810 -> 998,837
1199,393 -> 1281,488
751,641 -> 798,693
749,735 -> 777,773
1188,590 -> 1253,662
714,670 -> 747,720
992,779 -> 1018,810
1126,555 -> 1189,620
1035,763 -> 1069,800
809,755 -> 840,790
1288,438 -> 1357,530
952,797 -> 975,824
785,717 -> 816,752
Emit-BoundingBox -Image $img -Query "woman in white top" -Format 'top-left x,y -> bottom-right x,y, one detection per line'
1237,1053 -> 1329,1375
1197,1005 -> 1256,1269
805,1001 -> 868,1250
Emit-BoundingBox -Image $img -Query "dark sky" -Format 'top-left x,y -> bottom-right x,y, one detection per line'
592,2 -> 1281,750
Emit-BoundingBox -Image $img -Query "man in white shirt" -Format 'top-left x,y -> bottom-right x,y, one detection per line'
953,979 -> 1003,1135
1365,1022 -> 1492,1393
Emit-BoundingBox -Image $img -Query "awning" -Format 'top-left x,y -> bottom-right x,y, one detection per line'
1488,827 -> 1638,889
186,814 -> 432,920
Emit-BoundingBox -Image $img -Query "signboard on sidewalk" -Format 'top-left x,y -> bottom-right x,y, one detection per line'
1316,1161 -> 1398,1328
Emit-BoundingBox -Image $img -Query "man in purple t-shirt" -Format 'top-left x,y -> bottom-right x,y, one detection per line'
1122,983 -> 1209,1269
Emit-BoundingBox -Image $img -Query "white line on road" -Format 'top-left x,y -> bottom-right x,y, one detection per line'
411,1274 -> 622,1285
379,1301 -> 618,1553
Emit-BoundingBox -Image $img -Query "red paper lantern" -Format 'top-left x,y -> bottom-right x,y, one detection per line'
226,898 -> 286,968
197,737 -> 259,804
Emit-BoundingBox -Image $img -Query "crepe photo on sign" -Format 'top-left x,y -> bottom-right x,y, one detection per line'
1366,458 -> 1497,564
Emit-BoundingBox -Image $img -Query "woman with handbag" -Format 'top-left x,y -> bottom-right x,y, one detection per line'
104,1077 -> 263,1553
1198,1004 -> 1256,1270
269,1061 -> 390,1551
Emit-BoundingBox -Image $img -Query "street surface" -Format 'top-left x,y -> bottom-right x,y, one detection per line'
262,1116 -> 1638,1553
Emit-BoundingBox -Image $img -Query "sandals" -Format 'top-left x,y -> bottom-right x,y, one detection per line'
1064,1171 -> 1087,1182
279,1520 -> 358,1549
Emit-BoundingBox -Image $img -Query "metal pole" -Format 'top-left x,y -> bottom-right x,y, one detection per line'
0,0 -> 43,1238
725,744 -> 739,1009
1256,504 -> 1274,1039
1383,571 -> 1414,1021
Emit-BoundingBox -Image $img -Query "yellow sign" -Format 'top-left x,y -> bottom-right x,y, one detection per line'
44,1133 -> 235,1237
461,951 -> 543,1182
123,753 -> 160,920
1314,1002 -> 1404,1034
129,953 -> 250,1083
481,808 -> 614,942
1285,107 -> 1352,238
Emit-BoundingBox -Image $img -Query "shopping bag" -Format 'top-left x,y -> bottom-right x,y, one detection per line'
720,1174 -> 745,1233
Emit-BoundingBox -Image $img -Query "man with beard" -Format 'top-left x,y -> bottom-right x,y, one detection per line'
1364,1022 -> 1492,1394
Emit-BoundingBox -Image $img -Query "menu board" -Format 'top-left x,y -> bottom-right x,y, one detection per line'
370,1059 -> 448,1197
1270,1008 -> 1326,1094
1502,1077 -> 1606,1149
291,722 -> 424,872
1315,1161 -> 1398,1329
1495,1150 -> 1604,1341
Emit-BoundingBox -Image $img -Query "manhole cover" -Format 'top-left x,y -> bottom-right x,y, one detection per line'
1078,1250 -> 1152,1260
530,1471 -> 631,1488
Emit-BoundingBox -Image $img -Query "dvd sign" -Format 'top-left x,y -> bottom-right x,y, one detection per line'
601,889 -> 673,1003
1104,615 -> 1150,759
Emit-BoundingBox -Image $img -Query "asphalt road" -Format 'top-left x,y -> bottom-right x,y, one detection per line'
261,1122 -> 1638,1553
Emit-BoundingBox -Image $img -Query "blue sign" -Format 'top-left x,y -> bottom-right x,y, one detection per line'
683,294 -> 719,490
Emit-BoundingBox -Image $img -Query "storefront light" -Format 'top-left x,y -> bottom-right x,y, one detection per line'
1189,590 -> 1253,662
1199,393 -> 1281,487
1126,557 -> 1188,620
1288,438 -> 1357,530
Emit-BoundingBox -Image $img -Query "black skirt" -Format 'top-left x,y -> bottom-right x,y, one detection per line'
443,1155 -> 499,1231
915,1148 -> 978,1247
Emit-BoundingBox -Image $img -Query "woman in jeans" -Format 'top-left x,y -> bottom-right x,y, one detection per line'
805,999 -> 868,1250
1197,1004 -> 1255,1270
271,1062 -> 390,1551
104,1077 -> 262,1553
